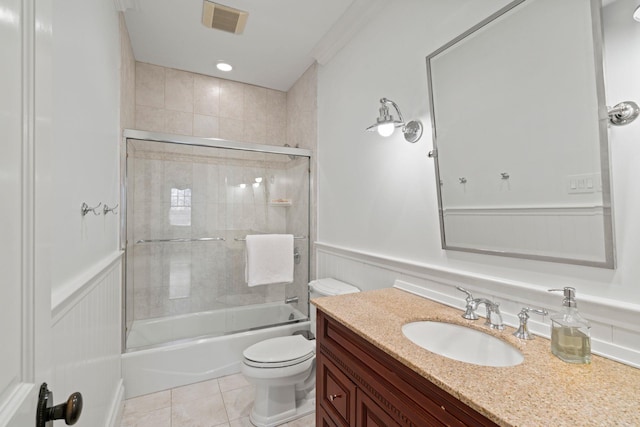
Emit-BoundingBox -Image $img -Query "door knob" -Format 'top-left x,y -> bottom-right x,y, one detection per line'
36,383 -> 83,427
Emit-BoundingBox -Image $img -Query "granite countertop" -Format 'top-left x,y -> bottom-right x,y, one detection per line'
312,287 -> 640,427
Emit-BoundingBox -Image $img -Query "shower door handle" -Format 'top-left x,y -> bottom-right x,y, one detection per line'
36,383 -> 83,427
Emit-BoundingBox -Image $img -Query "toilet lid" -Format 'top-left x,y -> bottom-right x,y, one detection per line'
243,335 -> 315,365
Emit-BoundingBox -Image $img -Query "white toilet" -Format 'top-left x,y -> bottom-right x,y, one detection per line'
241,278 -> 360,427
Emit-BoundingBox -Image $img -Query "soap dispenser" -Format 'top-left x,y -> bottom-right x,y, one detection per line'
548,287 -> 591,364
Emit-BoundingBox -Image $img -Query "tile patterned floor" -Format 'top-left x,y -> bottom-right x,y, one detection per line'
120,373 -> 316,427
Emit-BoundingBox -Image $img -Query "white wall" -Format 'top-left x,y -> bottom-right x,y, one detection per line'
47,1 -> 124,425
317,0 -> 640,308
52,0 -> 121,292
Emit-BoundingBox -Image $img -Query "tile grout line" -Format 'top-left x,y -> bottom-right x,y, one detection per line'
220,380 -> 232,426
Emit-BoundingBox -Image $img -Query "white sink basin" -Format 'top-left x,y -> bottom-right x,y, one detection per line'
402,321 -> 523,367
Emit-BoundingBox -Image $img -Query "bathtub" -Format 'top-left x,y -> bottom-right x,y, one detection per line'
122,302 -> 309,398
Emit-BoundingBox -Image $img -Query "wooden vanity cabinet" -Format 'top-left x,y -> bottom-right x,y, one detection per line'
316,310 -> 500,427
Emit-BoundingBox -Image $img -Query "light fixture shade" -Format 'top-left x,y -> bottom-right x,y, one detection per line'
376,123 -> 396,137
634,5 -> 640,22
365,103 -> 404,136
366,98 -> 423,143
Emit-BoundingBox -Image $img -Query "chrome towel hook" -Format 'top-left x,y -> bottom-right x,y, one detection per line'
81,202 -> 102,216
103,203 -> 118,215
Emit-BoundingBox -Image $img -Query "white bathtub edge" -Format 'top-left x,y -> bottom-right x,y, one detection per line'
122,321 -> 311,399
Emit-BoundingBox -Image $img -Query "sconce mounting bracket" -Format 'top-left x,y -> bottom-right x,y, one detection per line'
403,120 -> 423,143
608,101 -> 639,126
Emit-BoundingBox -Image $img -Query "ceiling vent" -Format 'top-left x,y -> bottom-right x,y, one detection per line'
202,1 -> 248,34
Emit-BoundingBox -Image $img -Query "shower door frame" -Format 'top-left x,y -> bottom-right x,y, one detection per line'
120,129 -> 313,351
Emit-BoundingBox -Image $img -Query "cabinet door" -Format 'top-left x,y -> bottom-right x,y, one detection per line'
317,352 -> 357,426
356,389 -> 402,427
317,405 -> 340,427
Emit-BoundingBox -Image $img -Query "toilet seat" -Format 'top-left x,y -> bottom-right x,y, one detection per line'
243,335 -> 315,368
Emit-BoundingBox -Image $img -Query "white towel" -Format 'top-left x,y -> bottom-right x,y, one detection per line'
245,234 -> 294,287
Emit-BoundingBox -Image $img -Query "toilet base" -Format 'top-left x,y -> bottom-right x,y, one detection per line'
242,353 -> 316,427
249,391 -> 315,427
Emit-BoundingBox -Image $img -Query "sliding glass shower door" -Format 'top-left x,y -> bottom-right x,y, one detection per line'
124,135 -> 310,350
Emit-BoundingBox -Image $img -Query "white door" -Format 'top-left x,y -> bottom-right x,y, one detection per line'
0,0 -> 54,425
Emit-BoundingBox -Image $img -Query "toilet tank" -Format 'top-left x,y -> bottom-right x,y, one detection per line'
308,278 -> 360,337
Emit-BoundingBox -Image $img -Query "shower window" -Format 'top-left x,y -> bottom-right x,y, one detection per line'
169,188 -> 191,226
124,136 -> 310,351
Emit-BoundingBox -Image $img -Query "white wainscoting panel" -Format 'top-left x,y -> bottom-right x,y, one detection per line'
51,252 -> 123,427
315,242 -> 640,368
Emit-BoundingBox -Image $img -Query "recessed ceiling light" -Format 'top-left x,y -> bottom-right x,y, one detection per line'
216,62 -> 233,72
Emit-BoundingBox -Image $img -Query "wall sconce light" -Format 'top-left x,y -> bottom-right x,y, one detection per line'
365,98 -> 423,143
633,5 -> 640,22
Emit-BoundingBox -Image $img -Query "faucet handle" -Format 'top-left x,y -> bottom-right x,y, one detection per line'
456,286 -> 479,320
526,307 -> 548,317
513,307 -> 548,340
456,286 -> 474,300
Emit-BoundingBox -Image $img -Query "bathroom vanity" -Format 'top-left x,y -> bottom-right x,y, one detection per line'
313,288 -> 640,426
316,309 -> 498,426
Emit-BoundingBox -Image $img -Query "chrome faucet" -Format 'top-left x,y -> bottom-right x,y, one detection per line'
456,286 -> 504,330
284,296 -> 299,304
473,299 -> 504,330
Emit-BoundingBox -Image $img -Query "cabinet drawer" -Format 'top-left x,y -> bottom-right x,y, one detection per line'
318,352 -> 357,426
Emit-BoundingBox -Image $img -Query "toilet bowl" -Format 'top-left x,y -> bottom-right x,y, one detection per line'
241,278 -> 360,427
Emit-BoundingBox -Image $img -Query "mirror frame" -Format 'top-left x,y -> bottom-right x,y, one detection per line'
425,0 -> 615,268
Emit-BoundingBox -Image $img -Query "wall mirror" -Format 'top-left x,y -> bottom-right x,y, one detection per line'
426,0 -> 615,268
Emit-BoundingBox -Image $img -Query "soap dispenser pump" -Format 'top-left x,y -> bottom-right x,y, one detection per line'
548,287 -> 591,364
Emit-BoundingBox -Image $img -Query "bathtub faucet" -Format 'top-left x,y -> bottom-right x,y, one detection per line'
285,296 -> 299,304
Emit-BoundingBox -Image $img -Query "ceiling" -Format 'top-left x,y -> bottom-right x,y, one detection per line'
123,0 -> 370,92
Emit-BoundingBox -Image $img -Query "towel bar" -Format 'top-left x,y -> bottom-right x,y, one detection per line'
234,236 -> 307,242
135,237 -> 225,244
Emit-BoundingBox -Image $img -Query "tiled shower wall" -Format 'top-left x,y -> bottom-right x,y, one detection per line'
287,64 -> 318,281
127,141 -> 310,325
134,62 -> 288,145
129,61 -> 316,332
